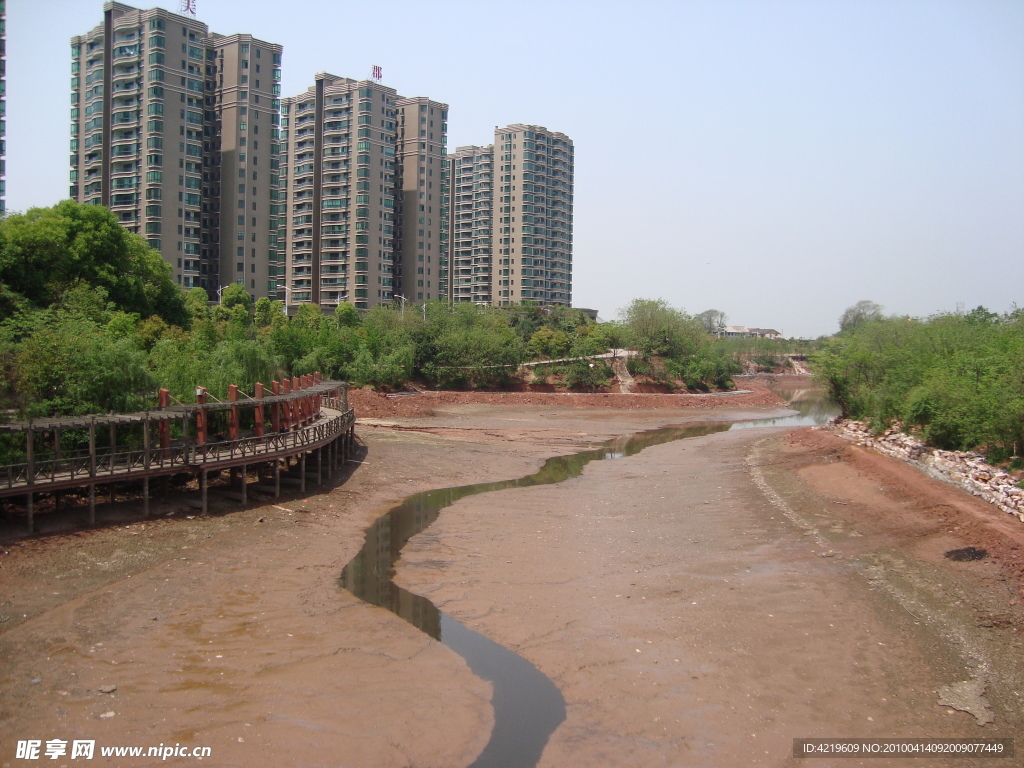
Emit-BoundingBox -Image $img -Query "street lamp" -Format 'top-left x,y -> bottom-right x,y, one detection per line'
280,285 -> 294,316
393,294 -> 407,319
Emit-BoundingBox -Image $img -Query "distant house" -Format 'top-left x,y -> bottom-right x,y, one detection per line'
721,326 -> 782,340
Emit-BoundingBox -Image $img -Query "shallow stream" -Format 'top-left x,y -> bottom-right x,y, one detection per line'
339,384 -> 837,767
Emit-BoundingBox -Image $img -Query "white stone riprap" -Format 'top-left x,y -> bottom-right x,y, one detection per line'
824,420 -> 1024,524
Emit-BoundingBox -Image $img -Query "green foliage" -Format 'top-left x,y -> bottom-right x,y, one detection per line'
253,297 -> 282,328
813,308 -> 1024,458
220,283 -> 253,313
0,200 -> 186,325
617,299 -> 738,390
417,303 -> 525,388
346,305 -> 415,388
335,302 -> 361,328
564,359 -> 613,391
626,357 -> 653,378
148,334 -> 283,403
185,287 -> 211,322
0,308 -> 153,417
619,298 -> 703,358
838,300 -> 884,333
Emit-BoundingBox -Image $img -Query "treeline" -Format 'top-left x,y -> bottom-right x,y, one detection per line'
0,282 -> 614,417
0,201 -> 767,421
813,306 -> 1024,461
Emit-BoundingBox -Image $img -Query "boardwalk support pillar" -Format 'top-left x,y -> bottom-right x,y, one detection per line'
200,469 -> 208,515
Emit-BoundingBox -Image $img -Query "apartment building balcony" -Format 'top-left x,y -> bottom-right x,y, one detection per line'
109,192 -> 138,207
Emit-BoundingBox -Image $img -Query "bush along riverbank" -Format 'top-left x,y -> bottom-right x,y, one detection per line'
812,307 -> 1024,464
827,419 -> 1024,523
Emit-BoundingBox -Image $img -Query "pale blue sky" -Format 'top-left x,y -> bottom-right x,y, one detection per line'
8,0 -> 1024,337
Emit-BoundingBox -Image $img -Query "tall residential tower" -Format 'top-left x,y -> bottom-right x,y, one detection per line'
1,0 -> 6,216
70,2 -> 283,297
278,74 -> 447,310
448,124 -> 573,307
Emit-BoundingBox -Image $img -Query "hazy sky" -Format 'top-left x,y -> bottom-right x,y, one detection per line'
8,0 -> 1024,337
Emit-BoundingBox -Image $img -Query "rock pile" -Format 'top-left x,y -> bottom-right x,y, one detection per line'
826,419 -> 1024,523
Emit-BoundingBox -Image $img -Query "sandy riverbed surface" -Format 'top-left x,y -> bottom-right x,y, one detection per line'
1,385 -> 1023,767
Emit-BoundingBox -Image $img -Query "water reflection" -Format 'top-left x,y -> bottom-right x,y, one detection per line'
730,382 -> 838,430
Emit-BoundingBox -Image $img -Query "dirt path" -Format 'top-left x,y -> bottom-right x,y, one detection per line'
1,399 -> 1022,767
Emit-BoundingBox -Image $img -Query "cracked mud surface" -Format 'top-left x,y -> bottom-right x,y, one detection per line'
1,395 -> 1023,767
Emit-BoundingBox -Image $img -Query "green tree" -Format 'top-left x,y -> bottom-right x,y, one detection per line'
0,200 -> 186,325
220,283 -> 253,313
813,310 -> 1024,458
838,300 -> 883,333
619,298 -> 703,358
417,303 -> 524,388
253,296 -> 282,328
5,309 -> 153,417
184,287 -> 211,322
695,309 -> 727,334
336,302 -> 361,328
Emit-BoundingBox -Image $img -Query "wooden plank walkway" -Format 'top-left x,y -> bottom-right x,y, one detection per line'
0,380 -> 357,532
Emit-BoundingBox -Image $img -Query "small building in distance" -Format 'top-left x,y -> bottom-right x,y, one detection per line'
722,326 -> 782,340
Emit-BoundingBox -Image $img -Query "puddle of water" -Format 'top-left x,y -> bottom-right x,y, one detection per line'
339,386 -> 836,767
730,383 -> 839,430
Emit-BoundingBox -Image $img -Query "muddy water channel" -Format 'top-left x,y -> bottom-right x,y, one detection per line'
340,385 -> 836,768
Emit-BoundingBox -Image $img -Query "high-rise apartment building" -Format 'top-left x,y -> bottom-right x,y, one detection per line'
448,124 -> 573,307
448,145 -> 495,303
1,0 -> 6,216
279,74 -> 447,310
70,3 -> 283,298
394,96 -> 448,304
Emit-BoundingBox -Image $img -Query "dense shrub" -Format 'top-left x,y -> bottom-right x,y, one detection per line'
813,308 -> 1024,458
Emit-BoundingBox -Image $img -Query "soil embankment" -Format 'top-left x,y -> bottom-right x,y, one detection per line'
1,390 -> 1022,767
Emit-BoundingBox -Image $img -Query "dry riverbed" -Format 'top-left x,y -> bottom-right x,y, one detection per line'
1,393 -> 1023,767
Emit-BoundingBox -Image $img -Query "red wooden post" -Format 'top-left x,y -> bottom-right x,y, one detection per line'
158,388 -> 171,456
255,382 -> 265,437
228,384 -> 239,441
292,377 -> 303,426
271,380 -> 281,433
195,387 -> 208,446
282,378 -> 292,431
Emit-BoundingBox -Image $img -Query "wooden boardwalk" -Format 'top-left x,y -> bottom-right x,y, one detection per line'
0,378 -> 356,532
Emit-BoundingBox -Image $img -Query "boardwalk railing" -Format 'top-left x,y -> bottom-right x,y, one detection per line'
0,410 -> 354,494
0,377 -> 357,532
